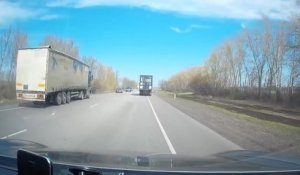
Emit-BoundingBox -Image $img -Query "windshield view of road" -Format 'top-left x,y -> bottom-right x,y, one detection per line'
1,92 -> 243,156
0,0 -> 300,174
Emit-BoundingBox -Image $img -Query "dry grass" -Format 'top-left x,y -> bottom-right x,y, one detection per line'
0,81 -> 16,100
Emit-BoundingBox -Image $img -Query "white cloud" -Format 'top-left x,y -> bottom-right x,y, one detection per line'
47,0 -> 299,20
190,24 -> 211,29
170,27 -> 183,33
40,14 -> 62,20
0,1 -> 38,25
47,0 -> 76,7
0,1 -> 65,25
170,24 -> 210,33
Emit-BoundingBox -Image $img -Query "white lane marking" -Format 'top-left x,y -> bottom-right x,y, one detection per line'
50,111 -> 56,116
90,103 -> 99,108
0,107 -> 24,112
1,129 -> 27,139
147,97 -> 176,154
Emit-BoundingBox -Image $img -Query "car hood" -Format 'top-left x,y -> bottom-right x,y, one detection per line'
0,139 -> 300,172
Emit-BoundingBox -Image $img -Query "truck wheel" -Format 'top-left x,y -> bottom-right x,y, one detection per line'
62,92 -> 67,104
85,91 -> 89,99
85,90 -> 90,99
55,93 -> 62,105
33,101 -> 40,105
45,95 -> 51,104
66,92 -> 71,103
79,91 -> 84,100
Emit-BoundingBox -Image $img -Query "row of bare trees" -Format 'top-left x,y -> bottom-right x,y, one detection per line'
40,37 -> 119,93
121,77 -> 137,89
40,35 -> 80,58
82,56 -> 118,92
0,27 -> 28,99
159,67 -> 202,92
40,37 -> 120,92
40,37 -> 139,92
0,27 -> 28,82
160,16 -> 300,104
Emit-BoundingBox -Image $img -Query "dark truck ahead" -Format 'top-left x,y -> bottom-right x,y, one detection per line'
139,75 -> 153,96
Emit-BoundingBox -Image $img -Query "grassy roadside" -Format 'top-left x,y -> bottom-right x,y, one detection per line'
0,98 -> 20,106
156,91 -> 300,133
203,101 -> 300,134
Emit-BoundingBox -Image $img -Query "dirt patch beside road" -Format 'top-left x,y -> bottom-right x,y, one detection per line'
157,92 -> 300,156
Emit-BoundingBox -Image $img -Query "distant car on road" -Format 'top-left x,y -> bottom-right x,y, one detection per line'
115,88 -> 123,93
125,87 -> 133,92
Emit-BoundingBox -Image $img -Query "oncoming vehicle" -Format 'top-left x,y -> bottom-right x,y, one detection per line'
115,88 -> 123,93
125,87 -> 133,92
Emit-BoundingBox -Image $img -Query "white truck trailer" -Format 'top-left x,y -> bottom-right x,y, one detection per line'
16,46 -> 92,105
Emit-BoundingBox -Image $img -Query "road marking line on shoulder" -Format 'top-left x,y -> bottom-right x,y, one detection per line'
1,129 -> 27,139
0,107 -> 24,112
90,103 -> 99,108
147,97 -> 176,154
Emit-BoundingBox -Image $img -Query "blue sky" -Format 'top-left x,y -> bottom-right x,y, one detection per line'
0,0 -> 298,86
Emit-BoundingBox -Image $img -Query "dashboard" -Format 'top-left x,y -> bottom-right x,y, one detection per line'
2,165 -> 300,175
0,150 -> 300,175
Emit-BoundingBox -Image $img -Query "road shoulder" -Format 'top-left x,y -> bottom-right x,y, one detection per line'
156,93 -> 300,156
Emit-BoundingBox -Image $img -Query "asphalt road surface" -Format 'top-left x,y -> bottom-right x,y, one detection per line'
0,92 -> 241,157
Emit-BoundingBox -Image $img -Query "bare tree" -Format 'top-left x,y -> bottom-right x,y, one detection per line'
189,67 -> 212,95
81,56 -> 118,92
40,35 -> 80,58
234,35 -> 246,88
206,51 -> 222,91
273,24 -> 287,101
8,30 -> 28,81
0,27 -> 28,81
261,18 -> 275,97
93,63 -> 117,92
246,29 -> 267,98
0,27 -> 13,80
82,56 -> 97,77
122,77 -> 137,89
223,38 -> 245,89
0,27 -> 28,99
287,15 -> 300,101
159,80 -> 169,91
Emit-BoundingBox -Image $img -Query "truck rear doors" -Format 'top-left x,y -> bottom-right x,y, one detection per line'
139,75 -> 153,96
16,48 -> 48,101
